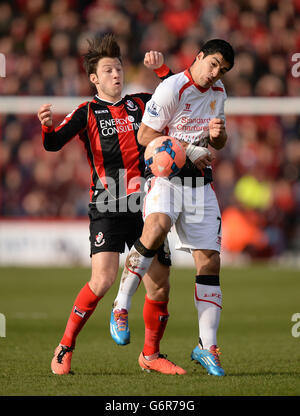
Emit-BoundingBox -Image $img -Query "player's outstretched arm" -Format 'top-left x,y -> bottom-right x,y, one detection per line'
38,102 -> 88,151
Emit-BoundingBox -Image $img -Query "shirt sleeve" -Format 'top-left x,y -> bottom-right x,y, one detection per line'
42,102 -> 88,151
141,78 -> 178,133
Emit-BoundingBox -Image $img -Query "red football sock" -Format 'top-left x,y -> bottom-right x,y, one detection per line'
142,295 -> 169,356
60,282 -> 102,348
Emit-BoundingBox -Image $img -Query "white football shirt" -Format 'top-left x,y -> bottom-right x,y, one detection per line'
142,69 -> 227,148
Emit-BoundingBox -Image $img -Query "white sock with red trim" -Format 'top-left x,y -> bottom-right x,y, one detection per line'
194,277 -> 222,350
113,263 -> 141,312
113,240 -> 156,312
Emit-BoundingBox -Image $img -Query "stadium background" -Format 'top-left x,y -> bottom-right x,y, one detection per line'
1,0 -> 300,267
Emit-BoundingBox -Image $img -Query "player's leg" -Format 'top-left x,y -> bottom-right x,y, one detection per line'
141,255 -> 170,355
112,213 -> 145,315
111,223 -> 172,346
191,248 -> 225,376
113,211 -> 171,308
135,234 -> 185,375
110,211 -> 168,345
111,211 -> 168,314
110,212 -> 170,345
51,252 -> 119,375
174,182 -> 225,375
112,236 -> 173,356
51,216 -> 124,375
111,211 -> 170,328
193,249 -> 222,347
138,255 -> 186,375
192,249 -> 222,353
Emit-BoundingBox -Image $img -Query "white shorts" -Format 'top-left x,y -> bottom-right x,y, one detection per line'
143,177 -> 222,253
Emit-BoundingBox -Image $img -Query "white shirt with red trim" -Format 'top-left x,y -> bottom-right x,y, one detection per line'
142,69 -> 227,148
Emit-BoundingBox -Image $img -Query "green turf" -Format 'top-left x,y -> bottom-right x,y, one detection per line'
0,265 -> 299,396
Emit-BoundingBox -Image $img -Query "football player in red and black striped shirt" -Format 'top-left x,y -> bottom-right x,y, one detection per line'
38,34 -> 185,375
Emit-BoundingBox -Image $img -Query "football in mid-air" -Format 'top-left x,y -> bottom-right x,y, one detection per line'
144,136 -> 186,178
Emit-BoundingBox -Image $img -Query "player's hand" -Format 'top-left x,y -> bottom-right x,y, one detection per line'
193,151 -> 214,170
38,104 -> 53,127
184,143 -> 214,170
209,118 -> 225,140
144,51 -> 164,70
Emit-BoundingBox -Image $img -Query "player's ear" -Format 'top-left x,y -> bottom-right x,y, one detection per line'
196,52 -> 204,62
90,73 -> 99,85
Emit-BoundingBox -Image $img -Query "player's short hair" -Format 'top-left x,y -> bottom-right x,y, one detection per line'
200,39 -> 235,70
83,33 -> 122,76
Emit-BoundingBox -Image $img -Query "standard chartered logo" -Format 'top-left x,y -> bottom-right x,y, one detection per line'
0,313 -> 6,337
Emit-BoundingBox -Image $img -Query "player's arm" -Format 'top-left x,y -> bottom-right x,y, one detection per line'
208,118 -> 227,150
38,103 -> 88,151
137,122 -> 162,147
144,50 -> 174,80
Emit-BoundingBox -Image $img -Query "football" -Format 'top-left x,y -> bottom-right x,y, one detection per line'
144,136 -> 186,178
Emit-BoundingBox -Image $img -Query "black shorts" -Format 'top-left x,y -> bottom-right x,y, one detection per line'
89,212 -> 171,266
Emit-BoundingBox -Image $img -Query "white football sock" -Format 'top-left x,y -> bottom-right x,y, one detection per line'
113,261 -> 141,312
194,283 -> 222,349
113,242 -> 155,312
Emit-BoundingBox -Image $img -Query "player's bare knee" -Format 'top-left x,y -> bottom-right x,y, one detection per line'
157,278 -> 170,298
193,250 -> 220,275
142,222 -> 169,250
143,260 -> 170,301
90,269 -> 117,296
147,280 -> 170,301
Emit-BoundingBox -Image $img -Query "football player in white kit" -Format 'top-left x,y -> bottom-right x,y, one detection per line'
115,39 -> 234,376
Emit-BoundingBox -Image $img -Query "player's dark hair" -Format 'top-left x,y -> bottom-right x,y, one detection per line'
83,33 -> 122,76
200,39 -> 235,70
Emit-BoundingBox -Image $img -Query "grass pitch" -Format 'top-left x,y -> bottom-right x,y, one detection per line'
0,264 -> 299,397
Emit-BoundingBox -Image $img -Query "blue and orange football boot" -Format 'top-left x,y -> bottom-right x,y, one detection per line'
110,308 -> 130,345
191,345 -> 225,376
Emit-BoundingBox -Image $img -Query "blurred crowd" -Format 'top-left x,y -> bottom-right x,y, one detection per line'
1,0 -> 300,258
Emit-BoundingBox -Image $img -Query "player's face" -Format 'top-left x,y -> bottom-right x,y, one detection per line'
193,52 -> 230,88
90,57 -> 124,102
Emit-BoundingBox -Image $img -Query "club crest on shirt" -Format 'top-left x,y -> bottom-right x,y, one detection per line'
125,99 -> 138,111
95,232 -> 105,247
210,100 -> 216,114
